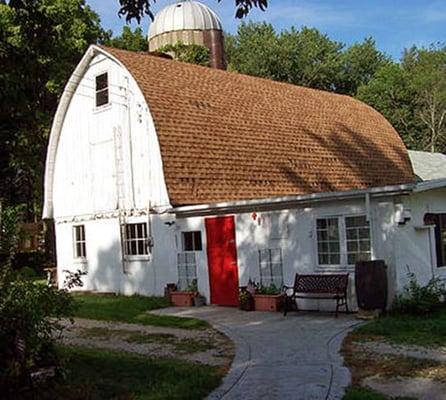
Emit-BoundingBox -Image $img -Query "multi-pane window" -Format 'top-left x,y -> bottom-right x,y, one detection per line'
258,248 -> 284,287
345,216 -> 372,265
316,218 -> 341,265
123,223 -> 148,256
182,231 -> 202,251
73,225 -> 86,259
425,213 -> 446,267
95,72 -> 109,107
177,252 -> 197,290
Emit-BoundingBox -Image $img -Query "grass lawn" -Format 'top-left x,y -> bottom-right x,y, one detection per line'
37,346 -> 224,400
343,387 -> 414,400
73,293 -> 209,330
353,307 -> 446,347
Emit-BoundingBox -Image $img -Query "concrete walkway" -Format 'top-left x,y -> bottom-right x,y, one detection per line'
151,307 -> 360,400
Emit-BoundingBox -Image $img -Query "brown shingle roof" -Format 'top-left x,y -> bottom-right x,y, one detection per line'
105,46 -> 415,206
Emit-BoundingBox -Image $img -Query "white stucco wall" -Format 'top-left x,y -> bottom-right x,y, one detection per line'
394,187 -> 446,292
56,213 -> 176,295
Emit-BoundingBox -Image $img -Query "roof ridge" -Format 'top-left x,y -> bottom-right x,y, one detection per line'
101,45 -> 355,101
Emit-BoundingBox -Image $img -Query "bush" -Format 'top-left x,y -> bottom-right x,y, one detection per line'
393,272 -> 446,315
0,267 -> 77,395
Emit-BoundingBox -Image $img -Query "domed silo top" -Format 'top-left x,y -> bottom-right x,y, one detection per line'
148,0 -> 222,39
148,0 -> 226,69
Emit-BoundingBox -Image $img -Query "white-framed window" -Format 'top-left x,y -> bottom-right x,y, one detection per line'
316,215 -> 371,267
345,216 -> 372,265
177,252 -> 197,290
181,231 -> 202,251
73,225 -> 86,259
95,72 -> 109,107
316,218 -> 341,265
123,223 -> 148,256
259,248 -> 284,287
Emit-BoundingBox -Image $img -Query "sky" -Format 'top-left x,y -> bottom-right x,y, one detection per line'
88,0 -> 446,60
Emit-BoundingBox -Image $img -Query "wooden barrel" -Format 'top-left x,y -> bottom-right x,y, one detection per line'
355,260 -> 388,310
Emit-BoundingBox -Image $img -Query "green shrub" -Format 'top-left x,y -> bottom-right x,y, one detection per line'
393,272 -> 446,315
0,268 -> 76,394
256,283 -> 281,295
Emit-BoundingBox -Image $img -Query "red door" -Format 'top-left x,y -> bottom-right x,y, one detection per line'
205,216 -> 239,306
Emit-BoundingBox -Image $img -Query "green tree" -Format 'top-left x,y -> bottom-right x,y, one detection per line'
158,41 -> 210,66
337,37 -> 390,95
106,26 -> 148,51
225,22 -> 280,79
403,46 -> 446,152
358,45 -> 446,153
0,0 -> 107,219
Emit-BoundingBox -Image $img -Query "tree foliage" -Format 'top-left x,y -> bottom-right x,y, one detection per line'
225,22 -> 388,95
0,0 -> 107,219
105,26 -> 148,52
358,45 -> 446,152
117,0 -> 268,23
158,41 -> 210,66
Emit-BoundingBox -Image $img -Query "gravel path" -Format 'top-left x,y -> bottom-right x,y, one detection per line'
59,318 -> 234,367
357,340 -> 446,363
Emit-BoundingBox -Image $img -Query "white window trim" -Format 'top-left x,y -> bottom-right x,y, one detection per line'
93,69 -> 111,111
314,213 -> 373,271
181,231 -> 203,252
72,224 -> 87,261
122,222 -> 150,261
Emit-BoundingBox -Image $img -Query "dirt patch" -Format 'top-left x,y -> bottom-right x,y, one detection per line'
343,331 -> 446,399
60,318 -> 234,368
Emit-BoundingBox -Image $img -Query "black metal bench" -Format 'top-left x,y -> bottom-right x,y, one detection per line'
283,273 -> 349,317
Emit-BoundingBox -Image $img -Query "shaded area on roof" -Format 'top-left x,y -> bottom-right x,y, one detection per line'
104,46 -> 415,206
409,150 -> 446,182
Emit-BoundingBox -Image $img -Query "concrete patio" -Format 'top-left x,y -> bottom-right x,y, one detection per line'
151,307 -> 361,400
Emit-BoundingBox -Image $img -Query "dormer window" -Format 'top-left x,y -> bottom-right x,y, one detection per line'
95,72 -> 109,107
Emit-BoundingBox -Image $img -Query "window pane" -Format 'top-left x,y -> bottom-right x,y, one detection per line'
81,242 -> 86,258
182,232 -> 193,251
130,240 -> 137,255
328,223 -> 339,240
346,216 -> 367,228
346,229 -> 357,240
318,242 -> 328,253
192,231 -> 201,250
317,230 -> 328,241
329,254 -> 340,264
317,219 -> 327,229
76,243 -> 82,258
347,241 -> 358,252
96,89 -> 109,107
319,254 -> 329,265
329,241 -> 339,253
359,228 -> 370,239
96,73 -> 108,90
359,240 -> 371,252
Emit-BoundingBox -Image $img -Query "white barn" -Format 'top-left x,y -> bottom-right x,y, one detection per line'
43,43 -> 446,310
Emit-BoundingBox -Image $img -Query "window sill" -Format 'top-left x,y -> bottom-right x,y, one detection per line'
315,265 -> 355,273
124,255 -> 150,262
73,258 -> 88,264
93,103 -> 112,114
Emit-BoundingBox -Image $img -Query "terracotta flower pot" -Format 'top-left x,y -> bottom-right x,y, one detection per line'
254,294 -> 284,312
170,291 -> 196,307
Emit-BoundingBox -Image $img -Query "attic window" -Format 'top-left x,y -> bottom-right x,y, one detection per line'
95,72 -> 109,107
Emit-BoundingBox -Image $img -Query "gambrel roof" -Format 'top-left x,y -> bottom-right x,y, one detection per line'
105,46 -> 414,206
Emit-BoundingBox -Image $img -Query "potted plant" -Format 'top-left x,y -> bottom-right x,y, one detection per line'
239,288 -> 254,311
170,279 -> 203,307
253,283 -> 284,312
